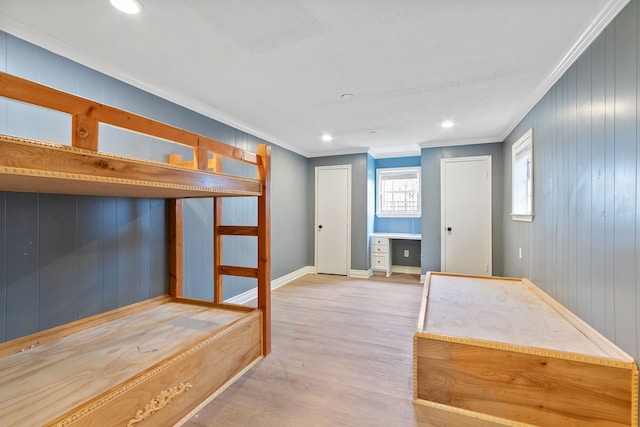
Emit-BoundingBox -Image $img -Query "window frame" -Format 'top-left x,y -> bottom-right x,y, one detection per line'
376,166 -> 421,218
511,128 -> 534,222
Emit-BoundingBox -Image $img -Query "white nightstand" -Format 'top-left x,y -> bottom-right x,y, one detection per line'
371,236 -> 391,277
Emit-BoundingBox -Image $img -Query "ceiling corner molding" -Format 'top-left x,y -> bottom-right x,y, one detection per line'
418,137 -> 499,149
368,145 -> 421,159
499,0 -> 630,143
308,147 -> 370,158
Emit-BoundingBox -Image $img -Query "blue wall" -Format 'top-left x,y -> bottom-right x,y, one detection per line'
373,156 -> 422,235
502,0 -> 640,360
309,154 -> 370,272
421,143 -> 504,275
0,31 -> 310,342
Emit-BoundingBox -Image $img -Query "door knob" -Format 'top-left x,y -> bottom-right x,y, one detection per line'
447,227 -> 452,232
318,225 -> 323,229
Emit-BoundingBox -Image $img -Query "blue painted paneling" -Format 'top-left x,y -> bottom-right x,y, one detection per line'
502,0 -> 640,359
38,194 -> 78,330
102,197 -> 118,312
115,199 -> 141,307
77,196 -> 105,318
0,193 -> 5,342
149,199 -> 169,298
183,198 -> 214,300
5,193 -> 39,340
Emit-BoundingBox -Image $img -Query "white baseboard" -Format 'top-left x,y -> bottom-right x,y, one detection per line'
224,266 -> 315,305
349,269 -> 372,278
391,265 -> 422,275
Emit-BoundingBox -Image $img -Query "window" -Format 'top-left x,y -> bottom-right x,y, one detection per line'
376,167 -> 421,217
511,128 -> 533,221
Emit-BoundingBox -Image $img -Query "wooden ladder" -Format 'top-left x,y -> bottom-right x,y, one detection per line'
169,146 -> 271,356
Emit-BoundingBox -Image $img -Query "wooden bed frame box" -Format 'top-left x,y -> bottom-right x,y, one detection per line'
0,72 -> 272,425
0,297 -> 262,426
414,272 -> 639,427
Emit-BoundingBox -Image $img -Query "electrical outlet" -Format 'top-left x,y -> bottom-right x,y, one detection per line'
404,250 -> 410,257
518,247 -> 522,259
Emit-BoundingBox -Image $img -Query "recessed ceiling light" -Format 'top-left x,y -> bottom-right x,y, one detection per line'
341,93 -> 355,100
441,120 -> 454,128
321,134 -> 333,142
110,0 -> 143,14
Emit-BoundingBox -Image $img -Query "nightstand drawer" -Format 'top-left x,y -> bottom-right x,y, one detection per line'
372,254 -> 388,269
372,237 -> 389,246
371,244 -> 388,254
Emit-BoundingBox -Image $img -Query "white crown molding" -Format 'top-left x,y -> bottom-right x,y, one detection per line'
498,0 -> 630,142
0,16 -> 312,159
307,146 -> 371,158
368,144 -> 421,159
418,137 -> 499,149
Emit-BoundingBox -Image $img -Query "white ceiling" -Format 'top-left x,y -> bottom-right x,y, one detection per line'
0,0 -> 630,157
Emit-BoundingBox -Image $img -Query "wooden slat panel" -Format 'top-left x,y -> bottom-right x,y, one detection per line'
257,144 -> 271,355
195,147 -> 209,171
214,198 -> 223,304
217,225 -> 258,236
71,114 -> 98,151
415,338 -> 635,427
218,265 -> 258,279
0,135 -> 261,198
170,199 -> 184,297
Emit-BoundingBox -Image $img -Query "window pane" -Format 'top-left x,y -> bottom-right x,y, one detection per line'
377,167 -> 421,217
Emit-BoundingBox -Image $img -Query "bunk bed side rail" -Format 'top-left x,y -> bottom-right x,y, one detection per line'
0,71 -> 258,167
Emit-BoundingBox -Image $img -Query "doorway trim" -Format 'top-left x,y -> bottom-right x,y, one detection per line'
314,164 -> 351,275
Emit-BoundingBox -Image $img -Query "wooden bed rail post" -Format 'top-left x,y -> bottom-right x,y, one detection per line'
170,199 -> 184,297
72,113 -> 99,151
213,198 -> 224,303
257,144 -> 271,355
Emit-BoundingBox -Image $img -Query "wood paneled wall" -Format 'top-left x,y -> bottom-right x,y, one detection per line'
502,0 -> 640,359
0,193 -> 168,343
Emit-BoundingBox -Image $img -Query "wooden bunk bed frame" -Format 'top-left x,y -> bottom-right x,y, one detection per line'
414,272 -> 639,427
0,71 -> 271,426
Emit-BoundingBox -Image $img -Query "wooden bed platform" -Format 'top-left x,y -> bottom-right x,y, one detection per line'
0,72 -> 271,425
414,272 -> 639,427
0,298 -> 262,426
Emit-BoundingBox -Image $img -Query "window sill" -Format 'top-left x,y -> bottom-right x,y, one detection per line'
376,213 -> 422,218
511,213 -> 534,222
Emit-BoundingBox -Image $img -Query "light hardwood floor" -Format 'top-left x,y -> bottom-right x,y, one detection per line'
184,273 -> 498,427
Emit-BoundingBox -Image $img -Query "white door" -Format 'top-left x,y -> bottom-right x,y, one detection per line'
441,156 -> 492,275
315,165 -> 351,275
